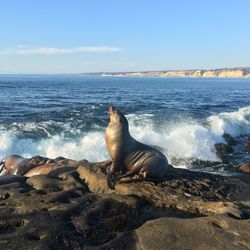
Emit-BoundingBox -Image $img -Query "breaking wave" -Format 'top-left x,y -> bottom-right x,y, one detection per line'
0,106 -> 249,168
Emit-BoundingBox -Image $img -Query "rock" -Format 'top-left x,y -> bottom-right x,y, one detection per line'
0,175 -> 27,185
237,163 -> 250,173
0,159 -> 249,249
215,143 -> 234,155
190,159 -> 222,169
77,163 -> 250,218
223,133 -> 237,146
102,67 -> 250,78
244,137 -> 250,148
125,216 -> 250,250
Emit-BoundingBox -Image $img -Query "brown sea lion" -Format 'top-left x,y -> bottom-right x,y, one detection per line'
25,159 -> 111,177
24,158 -> 79,177
105,106 -> 172,189
18,155 -> 55,175
0,155 -> 55,176
0,155 -> 26,176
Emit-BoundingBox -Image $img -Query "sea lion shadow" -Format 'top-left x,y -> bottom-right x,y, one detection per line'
117,174 -> 171,186
116,168 -> 199,185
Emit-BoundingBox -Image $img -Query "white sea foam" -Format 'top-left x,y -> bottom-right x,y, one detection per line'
0,130 -> 108,161
8,120 -> 81,137
0,107 -> 249,168
208,106 -> 250,136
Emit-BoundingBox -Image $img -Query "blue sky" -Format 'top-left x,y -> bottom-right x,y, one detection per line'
0,0 -> 249,73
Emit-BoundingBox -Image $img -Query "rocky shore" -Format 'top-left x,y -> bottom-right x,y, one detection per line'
0,130 -> 250,249
100,67 -> 250,78
0,154 -> 249,249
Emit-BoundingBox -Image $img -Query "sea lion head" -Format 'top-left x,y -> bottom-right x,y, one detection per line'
28,155 -> 52,166
0,155 -> 25,176
0,157 -> 16,175
108,106 -> 128,130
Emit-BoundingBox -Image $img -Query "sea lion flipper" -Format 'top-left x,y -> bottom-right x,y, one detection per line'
108,169 -> 139,188
107,172 -> 116,189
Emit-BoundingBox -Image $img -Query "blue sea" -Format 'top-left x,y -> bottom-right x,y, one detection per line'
0,75 -> 250,173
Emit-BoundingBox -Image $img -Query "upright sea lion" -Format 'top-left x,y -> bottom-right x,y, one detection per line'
105,106 -> 172,189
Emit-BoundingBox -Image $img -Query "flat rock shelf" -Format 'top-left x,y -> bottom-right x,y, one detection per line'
0,160 -> 249,250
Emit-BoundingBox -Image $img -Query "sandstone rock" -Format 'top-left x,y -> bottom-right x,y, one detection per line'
101,67 -> 250,78
77,163 -> 250,218
203,70 -> 218,77
129,216 -> 250,250
0,159 -> 249,249
218,69 -> 244,78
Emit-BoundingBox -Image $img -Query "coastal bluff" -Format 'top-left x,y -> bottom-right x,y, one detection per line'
100,67 -> 250,78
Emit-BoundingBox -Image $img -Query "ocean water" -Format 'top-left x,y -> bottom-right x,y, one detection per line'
0,75 -> 250,172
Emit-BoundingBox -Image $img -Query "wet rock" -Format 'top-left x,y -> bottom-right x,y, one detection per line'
0,175 -> 27,185
223,133 -> 237,146
215,143 -> 234,156
244,139 -> 250,148
237,163 -> 250,173
190,159 -> 223,170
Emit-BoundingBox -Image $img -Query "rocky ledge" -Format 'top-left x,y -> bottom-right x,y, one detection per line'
0,159 -> 249,250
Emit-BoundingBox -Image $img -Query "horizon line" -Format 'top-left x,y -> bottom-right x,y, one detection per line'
0,66 -> 249,76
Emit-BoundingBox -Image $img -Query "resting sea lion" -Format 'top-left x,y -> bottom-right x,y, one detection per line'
105,106 -> 172,189
0,155 -> 54,176
0,155 -> 26,176
24,158 -> 78,177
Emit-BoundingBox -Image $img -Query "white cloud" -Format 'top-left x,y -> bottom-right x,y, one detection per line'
0,46 -> 122,55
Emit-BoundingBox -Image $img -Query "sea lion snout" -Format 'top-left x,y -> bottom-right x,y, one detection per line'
108,106 -> 124,118
108,106 -> 122,124
108,106 -> 117,115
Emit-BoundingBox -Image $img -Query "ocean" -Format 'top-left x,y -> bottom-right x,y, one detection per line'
0,75 -> 250,174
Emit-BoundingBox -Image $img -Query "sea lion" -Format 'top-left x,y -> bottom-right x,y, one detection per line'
105,106 -> 172,189
0,155 -> 26,176
24,158 -> 79,177
0,155 -> 54,176
24,159 -> 111,177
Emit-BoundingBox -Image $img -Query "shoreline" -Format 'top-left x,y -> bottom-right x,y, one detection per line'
1,67 -> 250,78
99,66 -> 250,78
0,158 -> 249,249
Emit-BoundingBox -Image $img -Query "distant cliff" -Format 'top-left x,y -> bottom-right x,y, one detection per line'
100,67 -> 250,78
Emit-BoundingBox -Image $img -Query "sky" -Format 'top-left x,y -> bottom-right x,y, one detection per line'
0,0 -> 250,74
